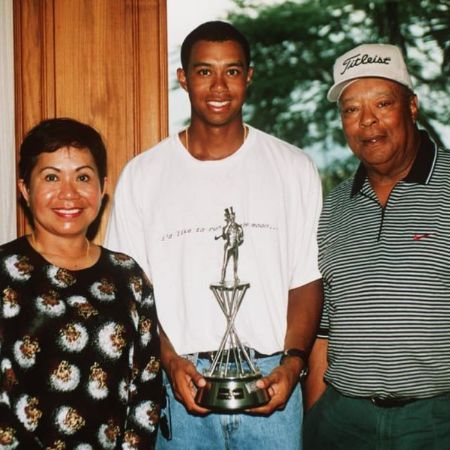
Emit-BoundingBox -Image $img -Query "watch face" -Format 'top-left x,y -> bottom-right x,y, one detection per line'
299,367 -> 308,382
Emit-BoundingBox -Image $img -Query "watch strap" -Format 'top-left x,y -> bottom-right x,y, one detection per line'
279,348 -> 308,365
280,348 -> 309,382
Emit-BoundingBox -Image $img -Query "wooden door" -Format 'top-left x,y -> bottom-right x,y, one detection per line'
14,0 -> 168,241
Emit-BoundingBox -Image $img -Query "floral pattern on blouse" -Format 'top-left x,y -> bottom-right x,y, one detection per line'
0,237 -> 161,449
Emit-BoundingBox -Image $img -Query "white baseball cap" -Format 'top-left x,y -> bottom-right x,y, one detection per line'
327,43 -> 413,102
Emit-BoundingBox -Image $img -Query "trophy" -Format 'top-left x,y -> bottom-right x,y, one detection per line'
195,207 -> 270,411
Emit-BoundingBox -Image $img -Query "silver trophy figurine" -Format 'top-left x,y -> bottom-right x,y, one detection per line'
195,207 -> 270,411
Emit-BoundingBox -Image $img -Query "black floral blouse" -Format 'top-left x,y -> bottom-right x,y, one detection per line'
0,237 -> 161,450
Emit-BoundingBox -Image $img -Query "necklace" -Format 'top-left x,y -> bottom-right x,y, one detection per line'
30,233 -> 91,266
185,124 -> 248,151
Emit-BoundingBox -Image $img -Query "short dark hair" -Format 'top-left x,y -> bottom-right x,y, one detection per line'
19,118 -> 107,189
180,21 -> 251,71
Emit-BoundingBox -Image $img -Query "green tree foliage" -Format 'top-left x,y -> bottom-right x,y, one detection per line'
227,0 -> 450,192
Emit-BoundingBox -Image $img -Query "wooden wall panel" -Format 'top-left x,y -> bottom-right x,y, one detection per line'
14,0 -> 168,241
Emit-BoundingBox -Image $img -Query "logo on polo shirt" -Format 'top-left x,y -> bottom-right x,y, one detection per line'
340,53 -> 391,75
413,233 -> 431,241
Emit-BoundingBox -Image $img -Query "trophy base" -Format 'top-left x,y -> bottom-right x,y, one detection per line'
195,374 -> 270,411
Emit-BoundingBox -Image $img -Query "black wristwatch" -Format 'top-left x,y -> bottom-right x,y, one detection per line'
280,348 -> 308,381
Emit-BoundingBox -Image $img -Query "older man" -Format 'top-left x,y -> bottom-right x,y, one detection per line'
304,43 -> 450,449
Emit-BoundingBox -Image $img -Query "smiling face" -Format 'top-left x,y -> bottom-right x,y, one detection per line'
18,146 -> 106,240
177,39 -> 253,128
339,77 -> 419,176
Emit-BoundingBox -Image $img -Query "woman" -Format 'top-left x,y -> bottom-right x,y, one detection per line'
0,118 -> 161,449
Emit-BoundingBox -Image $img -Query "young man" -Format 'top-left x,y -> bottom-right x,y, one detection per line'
106,21 -> 323,449
304,43 -> 450,449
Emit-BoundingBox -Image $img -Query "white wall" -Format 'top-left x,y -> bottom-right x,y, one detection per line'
0,0 -> 16,244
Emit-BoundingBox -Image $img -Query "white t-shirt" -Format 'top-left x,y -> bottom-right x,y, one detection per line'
105,126 -> 322,355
